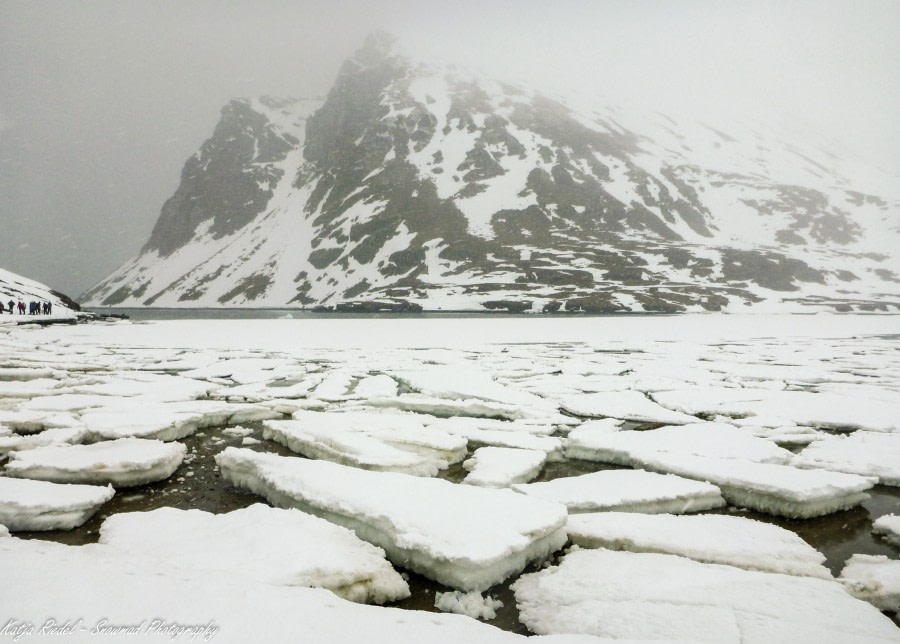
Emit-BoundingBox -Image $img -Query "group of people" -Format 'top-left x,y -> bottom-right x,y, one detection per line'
2,298 -> 53,315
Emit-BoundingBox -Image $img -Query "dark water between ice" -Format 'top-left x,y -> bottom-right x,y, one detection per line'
17,420 -> 900,633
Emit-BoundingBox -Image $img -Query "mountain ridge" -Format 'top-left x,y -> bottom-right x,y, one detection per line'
83,33 -> 900,313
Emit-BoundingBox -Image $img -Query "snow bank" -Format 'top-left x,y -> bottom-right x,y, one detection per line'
567,512 -> 831,578
512,549 -> 899,642
0,477 -> 114,531
99,504 -> 409,604
839,554 -> 900,613
4,438 -> 186,488
639,452 -> 875,518
462,447 -> 546,487
512,470 -> 725,514
215,448 -> 568,591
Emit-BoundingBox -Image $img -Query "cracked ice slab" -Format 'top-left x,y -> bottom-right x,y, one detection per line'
0,536 -> 606,644
215,447 -> 568,591
559,391 -> 697,424
839,555 -> 900,614
4,438 -> 186,488
512,470 -> 725,515
512,549 -> 900,642
639,452 -> 876,518
874,515 -> 900,547
98,504 -> 410,604
462,447 -> 547,488
567,512 -> 831,579
792,432 -> 900,486
565,422 -> 792,466
262,419 -> 451,477
0,477 -> 114,531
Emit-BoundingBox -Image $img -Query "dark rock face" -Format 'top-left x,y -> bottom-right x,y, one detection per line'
83,34 -> 900,312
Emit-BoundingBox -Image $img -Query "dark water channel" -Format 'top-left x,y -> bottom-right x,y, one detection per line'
16,420 -> 900,633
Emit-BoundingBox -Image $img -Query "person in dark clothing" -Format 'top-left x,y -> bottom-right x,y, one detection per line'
6,300 -> 12,314
17,301 -> 25,314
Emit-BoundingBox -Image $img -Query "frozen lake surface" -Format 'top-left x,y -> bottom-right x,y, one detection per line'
1,313 -> 899,640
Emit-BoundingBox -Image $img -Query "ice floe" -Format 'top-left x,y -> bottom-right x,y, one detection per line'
793,432 -> 900,485
564,422 -> 792,466
639,452 -> 876,518
216,447 -> 567,591
0,477 -> 114,530
462,447 -> 547,487
873,515 -> 900,547
559,390 -> 697,424
512,470 -> 725,514
1,536 -> 599,644
4,438 -> 186,488
566,512 -> 831,578
839,554 -> 900,614
434,590 -> 503,620
99,504 -> 409,604
512,549 -> 900,642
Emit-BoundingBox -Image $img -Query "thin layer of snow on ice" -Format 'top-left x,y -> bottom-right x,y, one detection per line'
262,419 -> 449,477
640,452 -> 876,518
839,554 -> 900,614
793,432 -> 900,486
567,512 -> 831,578
1,537 -> 604,644
393,367 -> 553,410
4,438 -> 186,488
559,391 -> 697,424
0,426 -> 88,455
873,515 -> 900,547
0,477 -> 114,531
512,549 -> 900,642
215,447 -> 567,591
462,447 -> 547,487
425,417 -> 563,457
565,422 -> 792,466
99,504 -> 409,604
370,393 -> 530,421
354,374 -> 399,398
434,590 -> 504,620
511,470 -> 725,514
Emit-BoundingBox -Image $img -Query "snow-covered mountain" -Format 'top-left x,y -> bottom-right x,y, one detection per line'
0,267 -> 80,316
83,32 -> 900,313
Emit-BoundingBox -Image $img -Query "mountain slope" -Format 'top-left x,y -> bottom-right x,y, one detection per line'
83,33 -> 900,313
1,267 -> 80,316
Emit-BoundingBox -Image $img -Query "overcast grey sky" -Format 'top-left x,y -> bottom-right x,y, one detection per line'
1,0 -> 898,297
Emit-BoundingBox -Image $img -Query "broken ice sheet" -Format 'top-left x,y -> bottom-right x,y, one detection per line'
215,447 -> 567,591
559,390 -> 697,424
512,549 -> 899,642
873,515 -> 900,547
793,431 -> 900,486
0,476 -> 114,531
512,469 -> 725,515
462,447 -> 547,487
99,504 -> 409,604
839,554 -> 900,614
567,512 -> 831,578
4,437 -> 186,488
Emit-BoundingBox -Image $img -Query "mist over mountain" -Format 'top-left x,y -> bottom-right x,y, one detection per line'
83,33 -> 900,313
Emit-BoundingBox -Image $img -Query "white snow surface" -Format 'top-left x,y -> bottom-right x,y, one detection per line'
566,512 -> 831,579
4,438 -> 186,488
565,422 -> 792,466
215,447 -> 568,591
434,590 -> 504,620
512,470 -> 725,515
512,549 -> 900,642
793,432 -> 900,485
839,554 -> 900,614
560,391 -> 697,424
640,452 -> 876,518
0,535 -> 609,644
462,447 -> 547,487
0,477 -> 114,531
874,515 -> 900,547
98,504 -> 409,604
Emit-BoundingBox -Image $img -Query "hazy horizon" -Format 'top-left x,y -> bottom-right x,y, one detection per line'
2,0 -> 898,297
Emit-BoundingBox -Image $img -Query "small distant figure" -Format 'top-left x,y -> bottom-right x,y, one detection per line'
6,300 -> 12,314
17,301 -> 25,315
42,301 -> 50,315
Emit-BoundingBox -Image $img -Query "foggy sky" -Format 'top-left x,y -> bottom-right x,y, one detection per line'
1,0 -> 898,298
